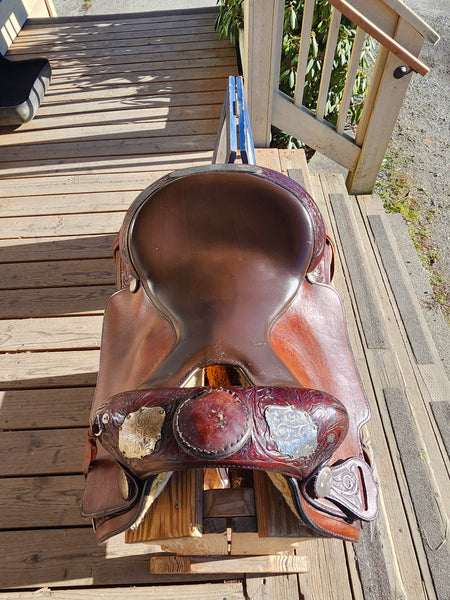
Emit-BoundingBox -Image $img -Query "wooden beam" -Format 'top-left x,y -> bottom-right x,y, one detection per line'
0,583 -> 245,600
315,7 -> 342,120
241,0 -> 284,146
272,92 -> 360,171
328,0 -> 429,75
343,0 -> 438,43
346,18 -> 425,193
203,488 -> 255,518
294,0 -> 315,107
150,555 -> 310,575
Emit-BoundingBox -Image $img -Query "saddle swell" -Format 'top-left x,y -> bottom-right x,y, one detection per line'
82,164 -> 378,544
91,386 -> 349,480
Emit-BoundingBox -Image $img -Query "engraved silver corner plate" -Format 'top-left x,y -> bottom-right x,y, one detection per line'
265,405 -> 318,459
119,406 -> 166,459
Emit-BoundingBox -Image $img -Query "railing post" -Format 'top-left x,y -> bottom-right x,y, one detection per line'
241,0 -> 284,146
346,17 -> 425,194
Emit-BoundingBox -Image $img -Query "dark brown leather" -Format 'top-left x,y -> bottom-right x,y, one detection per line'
119,167 -> 322,389
91,386 -> 349,481
81,165 -> 377,543
82,446 -> 139,519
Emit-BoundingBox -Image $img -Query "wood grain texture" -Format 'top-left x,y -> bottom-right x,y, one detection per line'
0,475 -> 85,528
0,387 -> 92,430
0,259 -> 115,287
8,39 -> 233,62
6,116 -> 221,146
318,174 -> 430,600
0,316 -> 103,351
0,285 -> 114,318
150,555 -> 310,574
203,488 -> 256,518
0,528 -> 243,589
1,583 -> 245,600
0,428 -> 85,476
125,470 -> 203,544
0,350 -> 99,388
0,235 -> 116,260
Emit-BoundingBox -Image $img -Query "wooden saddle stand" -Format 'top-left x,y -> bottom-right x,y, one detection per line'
81,77 -> 378,576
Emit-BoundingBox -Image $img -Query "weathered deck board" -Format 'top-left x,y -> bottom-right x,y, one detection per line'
50,57 -> 237,80
10,32 -> 223,56
0,258 -> 115,287
11,48 -> 236,71
0,153 -> 214,178
0,388 -> 93,429
0,133 -> 218,162
0,316 -> 103,351
0,285 -> 115,318
3,583 -> 246,600
15,14 -> 217,39
0,9 -> 447,600
9,104 -> 223,134
0,350 -> 99,388
8,39 -> 233,62
2,116 -> 222,145
0,529 -> 244,589
0,429 -> 86,476
14,21 -> 218,41
0,170 -> 181,194
0,215 -> 125,238
0,236 -> 116,260
0,475 -> 85,528
314,174 -> 432,600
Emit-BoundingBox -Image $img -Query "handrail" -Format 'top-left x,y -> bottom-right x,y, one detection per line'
327,0 -> 429,75
240,0 -> 438,192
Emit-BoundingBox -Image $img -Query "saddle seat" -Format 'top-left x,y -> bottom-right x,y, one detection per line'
124,166 -> 321,387
82,165 -> 377,544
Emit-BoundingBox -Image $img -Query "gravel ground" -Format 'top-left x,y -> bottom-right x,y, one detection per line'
51,0 -> 216,15
379,0 -> 450,305
51,0 -> 449,317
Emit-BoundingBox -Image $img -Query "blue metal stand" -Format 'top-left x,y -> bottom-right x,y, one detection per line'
212,76 -> 256,166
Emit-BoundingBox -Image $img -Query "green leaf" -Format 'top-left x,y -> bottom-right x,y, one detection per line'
311,34 -> 318,58
289,69 -> 296,89
306,57 -> 314,75
290,8 -> 297,30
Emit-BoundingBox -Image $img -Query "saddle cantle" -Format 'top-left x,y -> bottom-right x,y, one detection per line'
82,164 -> 378,544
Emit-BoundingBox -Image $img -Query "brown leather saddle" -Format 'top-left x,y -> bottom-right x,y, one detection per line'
82,164 -> 378,544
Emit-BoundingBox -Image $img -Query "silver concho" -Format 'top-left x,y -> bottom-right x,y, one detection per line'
119,406 -> 166,459
265,405 -> 318,459
314,465 -> 333,497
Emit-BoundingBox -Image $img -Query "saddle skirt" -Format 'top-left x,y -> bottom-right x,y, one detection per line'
82,164 -> 378,544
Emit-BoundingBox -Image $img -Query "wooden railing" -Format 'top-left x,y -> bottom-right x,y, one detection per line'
240,0 -> 438,193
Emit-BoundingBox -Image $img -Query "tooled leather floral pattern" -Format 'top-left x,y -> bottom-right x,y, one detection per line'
95,386 -> 348,481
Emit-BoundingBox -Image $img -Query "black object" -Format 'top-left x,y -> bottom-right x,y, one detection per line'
0,53 -> 51,127
393,65 -> 413,79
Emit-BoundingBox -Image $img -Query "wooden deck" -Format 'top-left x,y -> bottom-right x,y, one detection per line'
0,9 -> 449,600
